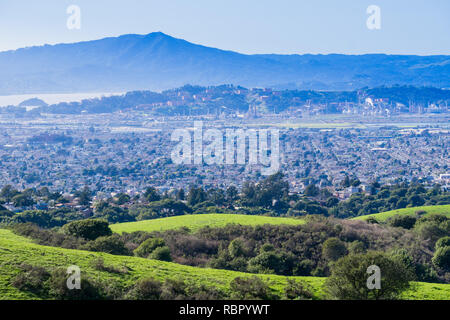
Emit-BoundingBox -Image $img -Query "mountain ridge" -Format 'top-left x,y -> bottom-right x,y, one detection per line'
0,32 -> 449,94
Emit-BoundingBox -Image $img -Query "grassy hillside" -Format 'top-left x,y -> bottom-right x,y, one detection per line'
0,228 -> 321,300
352,205 -> 450,222
0,228 -> 448,300
110,214 -> 305,234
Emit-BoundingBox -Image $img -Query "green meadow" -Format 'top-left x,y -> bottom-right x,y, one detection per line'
352,205 -> 450,222
0,229 -> 448,300
111,214 -> 305,234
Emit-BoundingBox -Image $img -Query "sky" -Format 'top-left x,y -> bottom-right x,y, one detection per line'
0,0 -> 449,55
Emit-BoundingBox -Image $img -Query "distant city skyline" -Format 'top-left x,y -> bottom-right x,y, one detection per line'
0,0 -> 449,55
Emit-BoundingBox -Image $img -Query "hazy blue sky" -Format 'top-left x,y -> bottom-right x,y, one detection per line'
0,0 -> 449,54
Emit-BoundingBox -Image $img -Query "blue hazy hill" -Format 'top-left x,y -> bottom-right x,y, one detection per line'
0,32 -> 449,94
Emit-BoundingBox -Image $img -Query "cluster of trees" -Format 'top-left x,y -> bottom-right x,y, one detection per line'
329,183 -> 449,218
2,173 -> 449,228
94,174 -> 449,222
0,185 -> 86,210
0,185 -> 36,208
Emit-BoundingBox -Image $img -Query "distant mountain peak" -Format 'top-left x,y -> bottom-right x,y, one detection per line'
0,33 -> 448,95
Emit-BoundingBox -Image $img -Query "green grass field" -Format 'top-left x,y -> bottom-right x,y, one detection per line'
110,214 -> 305,234
352,205 -> 450,222
0,229 -> 448,300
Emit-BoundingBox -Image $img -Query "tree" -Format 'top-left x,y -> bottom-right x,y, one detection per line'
75,187 -> 92,206
226,186 -> 238,203
230,276 -> 278,300
144,187 -> 161,202
134,238 -> 165,258
150,246 -> 172,262
370,181 -> 381,189
48,268 -> 102,300
414,215 -> 449,242
176,188 -> 185,201
115,193 -> 130,205
126,278 -> 162,300
387,215 -> 417,229
241,172 -> 289,208
322,238 -> 348,261
324,252 -> 413,300
83,235 -> 130,255
187,186 -> 207,206
351,179 -> 361,187
12,193 -> 35,207
304,184 -> 319,197
62,219 -> 112,240
146,199 -> 192,217
325,197 -> 339,208
408,194 -> 425,207
248,251 -> 282,274
207,188 -> 225,206
284,279 -> 314,300
436,236 -> 450,249
432,246 -> 450,272
228,239 -> 246,258
342,176 -> 351,188
0,185 -> 20,201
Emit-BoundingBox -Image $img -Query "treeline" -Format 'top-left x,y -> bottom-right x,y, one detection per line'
1,173 -> 449,227
330,183 -> 449,218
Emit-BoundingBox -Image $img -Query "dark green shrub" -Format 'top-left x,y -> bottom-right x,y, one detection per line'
259,243 -> 275,253
126,278 -> 162,300
160,278 -> 189,300
435,236 -> 450,250
324,251 -> 413,300
228,238 -> 246,258
62,219 -> 112,240
83,235 -> 131,255
295,259 -> 315,276
284,279 -> 314,300
47,268 -> 103,300
366,217 -> 379,224
14,265 -> 106,300
248,251 -> 282,274
415,219 -> 449,242
322,237 -> 348,261
11,264 -> 51,296
432,246 -> 450,272
134,237 -> 165,258
149,246 -> 172,262
348,241 -> 365,254
185,283 -> 225,300
12,223 -> 86,249
91,257 -> 129,274
230,276 -> 279,300
387,215 -> 417,229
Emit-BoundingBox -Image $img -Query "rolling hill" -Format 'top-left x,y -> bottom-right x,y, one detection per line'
110,214 -> 305,234
0,228 -> 448,300
1,32 -> 449,95
352,205 -> 450,222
